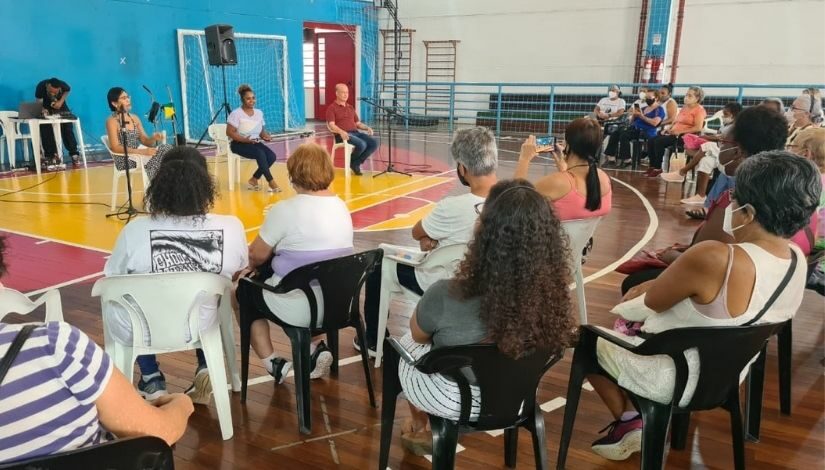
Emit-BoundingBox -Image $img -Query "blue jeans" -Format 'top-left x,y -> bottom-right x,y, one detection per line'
363,263 -> 423,347
136,349 -> 206,376
346,131 -> 378,167
230,141 -> 277,182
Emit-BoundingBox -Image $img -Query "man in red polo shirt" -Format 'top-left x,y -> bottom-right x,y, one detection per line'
326,84 -> 377,175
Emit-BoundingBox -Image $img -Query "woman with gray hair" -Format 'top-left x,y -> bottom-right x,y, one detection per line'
588,151 -> 819,461
645,85 -> 707,177
787,91 -> 824,145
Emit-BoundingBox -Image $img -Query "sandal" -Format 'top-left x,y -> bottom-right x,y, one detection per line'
247,184 -> 261,191
685,208 -> 706,220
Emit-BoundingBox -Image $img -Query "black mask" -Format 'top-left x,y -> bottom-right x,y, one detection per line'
645,98 -> 655,105
456,164 -> 470,187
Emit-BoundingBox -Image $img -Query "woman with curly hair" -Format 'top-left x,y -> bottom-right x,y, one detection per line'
396,178 -> 578,455
104,146 -> 248,404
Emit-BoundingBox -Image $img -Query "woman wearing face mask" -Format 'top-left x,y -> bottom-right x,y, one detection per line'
603,88 -> 665,167
515,118 -> 612,220
226,84 -> 282,193
644,86 -> 708,177
786,93 -> 823,145
787,128 -> 825,257
593,85 -> 626,123
587,151 -> 818,462
645,83 -> 679,127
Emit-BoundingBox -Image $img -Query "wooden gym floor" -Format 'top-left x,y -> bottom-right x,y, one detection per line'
0,130 -> 821,469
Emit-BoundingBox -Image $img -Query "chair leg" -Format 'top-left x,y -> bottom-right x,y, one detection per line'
745,345 -> 767,442
556,352 -> 587,469
725,390 -> 747,470
636,397 -> 672,470
239,306 -> 251,404
354,320 -> 376,407
327,330 -> 339,375
111,171 -> 119,211
378,345 -> 401,470
777,320 -> 792,415
286,327 -> 313,435
575,267 -> 587,325
430,416 -> 459,470
219,309 -> 241,392
669,412 -> 690,450
200,327 -> 234,440
528,404 -> 549,470
504,427 -> 518,468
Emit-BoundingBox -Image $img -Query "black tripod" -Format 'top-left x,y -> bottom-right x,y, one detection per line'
195,65 -> 232,148
360,97 -> 411,178
106,108 -> 147,223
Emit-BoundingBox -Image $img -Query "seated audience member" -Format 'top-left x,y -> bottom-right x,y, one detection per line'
802,88 -> 824,127
661,102 -> 743,205
761,97 -> 785,114
787,93 -> 823,145
359,127 -> 498,355
237,144 -> 351,382
592,85 -> 626,131
35,77 -> 80,168
515,118 -> 612,220
589,152 -> 819,461
0,236 -> 194,463
603,88 -> 665,167
104,147 -> 248,403
326,83 -> 377,175
788,127 -> 825,254
645,86 -> 707,177
623,106 -> 789,292
647,83 -> 679,128
226,84 -> 282,193
105,87 -> 171,180
396,179 -> 578,455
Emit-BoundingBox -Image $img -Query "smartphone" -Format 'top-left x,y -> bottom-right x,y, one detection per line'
535,135 -> 556,151
633,102 -> 641,110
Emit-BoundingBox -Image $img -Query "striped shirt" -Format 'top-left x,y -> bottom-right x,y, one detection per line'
0,322 -> 113,464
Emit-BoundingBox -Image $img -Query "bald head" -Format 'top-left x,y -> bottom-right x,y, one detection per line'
335,84 -> 349,104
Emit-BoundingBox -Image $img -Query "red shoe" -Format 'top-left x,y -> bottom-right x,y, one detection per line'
646,168 -> 663,177
591,416 -> 643,461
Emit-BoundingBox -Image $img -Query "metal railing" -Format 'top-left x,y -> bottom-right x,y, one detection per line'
372,81 -> 824,137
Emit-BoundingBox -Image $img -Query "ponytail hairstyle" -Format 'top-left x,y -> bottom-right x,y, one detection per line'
237,84 -> 253,100
564,118 -> 603,211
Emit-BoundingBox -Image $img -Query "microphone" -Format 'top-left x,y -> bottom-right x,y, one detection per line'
358,97 -> 369,101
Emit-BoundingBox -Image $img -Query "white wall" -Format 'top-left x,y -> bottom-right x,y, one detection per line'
390,0 -> 643,84
383,0 -> 825,85
672,0 -> 825,85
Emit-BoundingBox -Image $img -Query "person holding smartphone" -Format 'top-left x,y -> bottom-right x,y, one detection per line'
226,84 -> 282,193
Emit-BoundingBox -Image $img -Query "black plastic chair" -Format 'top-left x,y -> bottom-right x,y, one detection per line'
0,436 -> 173,470
379,337 -> 564,470
630,135 -> 649,170
557,323 -> 784,470
744,318 -> 793,441
238,249 -> 383,434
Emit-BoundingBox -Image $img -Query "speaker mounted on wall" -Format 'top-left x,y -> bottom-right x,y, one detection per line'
205,24 -> 237,66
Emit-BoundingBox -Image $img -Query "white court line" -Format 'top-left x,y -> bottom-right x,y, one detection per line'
34,240 -> 51,245
25,271 -> 105,297
245,354 -> 364,387
0,227 -> 111,254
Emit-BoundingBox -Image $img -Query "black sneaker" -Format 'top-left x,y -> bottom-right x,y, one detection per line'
352,337 -> 377,358
350,165 -> 363,176
269,357 -> 292,384
310,341 -> 333,379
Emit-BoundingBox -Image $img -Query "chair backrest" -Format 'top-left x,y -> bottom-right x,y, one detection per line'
100,135 -> 116,158
561,217 -> 602,266
0,436 -> 173,470
208,124 -> 230,154
92,272 -> 232,350
419,242 -> 467,276
702,110 -> 725,134
631,322 -> 784,410
273,249 -> 383,330
0,112 -> 19,135
0,288 -> 63,322
415,344 -> 564,429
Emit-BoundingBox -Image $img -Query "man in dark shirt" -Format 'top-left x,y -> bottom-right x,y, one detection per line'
35,78 -> 80,167
325,84 -> 376,175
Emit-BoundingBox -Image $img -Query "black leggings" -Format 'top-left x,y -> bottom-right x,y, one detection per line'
620,268 -> 666,296
647,134 -> 679,170
230,141 -> 277,182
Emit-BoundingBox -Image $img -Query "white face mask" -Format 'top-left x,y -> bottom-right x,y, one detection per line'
609,91 -> 618,99
785,109 -> 798,124
723,203 -> 751,236
638,92 -> 647,100
722,116 -> 733,125
683,95 -> 695,105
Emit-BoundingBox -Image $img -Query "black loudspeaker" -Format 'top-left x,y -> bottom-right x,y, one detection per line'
205,24 -> 237,66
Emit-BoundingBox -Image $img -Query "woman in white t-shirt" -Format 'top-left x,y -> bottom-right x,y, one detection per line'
226,84 -> 282,192
238,143 -> 354,383
593,85 -> 626,122
104,147 -> 249,404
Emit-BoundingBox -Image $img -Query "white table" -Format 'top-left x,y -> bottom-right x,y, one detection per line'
11,117 -> 87,175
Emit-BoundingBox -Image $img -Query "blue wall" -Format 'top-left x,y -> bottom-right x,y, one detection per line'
0,0 -> 377,145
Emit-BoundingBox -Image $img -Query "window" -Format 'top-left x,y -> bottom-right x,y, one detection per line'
303,43 -> 314,88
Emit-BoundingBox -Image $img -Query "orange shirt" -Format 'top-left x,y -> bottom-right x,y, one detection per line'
672,105 -> 706,134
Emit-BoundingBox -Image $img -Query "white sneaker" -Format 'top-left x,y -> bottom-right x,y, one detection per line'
681,194 -> 707,205
185,367 -> 213,405
659,171 -> 685,183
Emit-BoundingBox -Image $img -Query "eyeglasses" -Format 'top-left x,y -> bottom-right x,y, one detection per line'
474,202 -> 484,215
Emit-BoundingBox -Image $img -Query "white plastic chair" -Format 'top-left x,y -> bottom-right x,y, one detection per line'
331,138 -> 353,178
561,217 -> 602,324
701,110 -> 725,135
0,111 -> 32,169
373,242 -> 468,367
102,136 -> 149,210
91,272 -> 240,440
0,287 -> 64,322
208,124 -> 241,191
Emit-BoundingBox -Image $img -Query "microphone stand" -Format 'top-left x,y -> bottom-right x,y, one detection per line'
106,107 -> 147,223
360,97 -> 411,178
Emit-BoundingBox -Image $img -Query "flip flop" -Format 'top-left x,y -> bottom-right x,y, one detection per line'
685,208 -> 706,220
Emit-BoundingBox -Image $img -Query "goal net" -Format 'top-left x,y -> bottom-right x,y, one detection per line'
177,30 -> 300,142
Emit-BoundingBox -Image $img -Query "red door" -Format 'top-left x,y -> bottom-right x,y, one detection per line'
315,32 -> 356,120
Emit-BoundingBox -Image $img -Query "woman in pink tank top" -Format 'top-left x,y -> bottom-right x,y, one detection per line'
514,118 -> 612,220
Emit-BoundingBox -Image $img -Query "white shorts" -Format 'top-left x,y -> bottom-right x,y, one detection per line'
696,155 -> 718,175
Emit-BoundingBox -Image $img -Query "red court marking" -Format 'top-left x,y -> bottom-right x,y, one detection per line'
351,179 -> 457,229
0,232 -> 106,293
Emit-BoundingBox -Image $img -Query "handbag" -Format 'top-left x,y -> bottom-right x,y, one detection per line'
616,250 -> 669,275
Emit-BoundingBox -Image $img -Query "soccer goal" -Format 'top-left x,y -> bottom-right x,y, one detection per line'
177,29 -> 298,143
